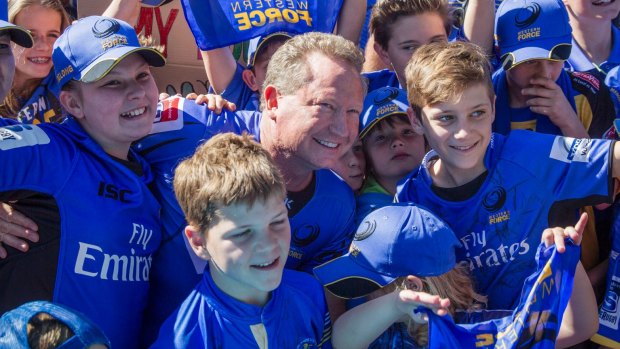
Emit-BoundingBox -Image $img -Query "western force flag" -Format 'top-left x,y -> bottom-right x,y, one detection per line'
180,0 -> 344,51
424,242 -> 580,349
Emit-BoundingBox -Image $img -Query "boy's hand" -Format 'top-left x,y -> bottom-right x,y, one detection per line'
541,212 -> 588,252
0,203 -> 39,258
395,287 -> 451,323
185,93 -> 237,114
522,77 -> 583,133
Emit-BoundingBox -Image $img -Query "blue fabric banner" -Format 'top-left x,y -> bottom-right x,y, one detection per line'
592,202 -> 620,347
424,242 -> 580,348
180,0 -> 344,50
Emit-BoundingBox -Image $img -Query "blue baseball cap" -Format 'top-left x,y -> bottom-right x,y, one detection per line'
0,0 -> 33,48
359,87 -> 409,139
0,301 -> 110,349
246,32 -> 292,68
495,0 -> 572,70
52,16 -> 166,88
313,203 -> 461,299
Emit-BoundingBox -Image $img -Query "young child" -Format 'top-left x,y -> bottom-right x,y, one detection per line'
397,40 -> 615,329
314,204 -> 595,348
0,301 -> 110,349
0,0 -> 33,103
331,138 -> 366,192
493,0 -> 617,139
0,15 -> 165,348
201,32 -> 292,111
151,133 -> 332,348
364,0 -> 494,93
356,86 -> 426,222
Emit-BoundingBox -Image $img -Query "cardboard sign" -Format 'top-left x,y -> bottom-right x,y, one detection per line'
78,0 -> 211,95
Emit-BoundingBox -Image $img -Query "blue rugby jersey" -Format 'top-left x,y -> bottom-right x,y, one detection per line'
0,118 -> 161,348
135,97 -> 355,345
14,73 -> 64,124
396,130 -> 613,309
150,266 -> 332,348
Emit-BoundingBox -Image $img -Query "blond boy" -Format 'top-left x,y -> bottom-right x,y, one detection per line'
151,133 -> 332,348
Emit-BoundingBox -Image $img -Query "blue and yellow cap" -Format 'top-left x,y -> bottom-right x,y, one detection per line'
313,203 -> 461,299
52,16 -> 166,89
495,0 -> 572,70
359,87 -> 409,139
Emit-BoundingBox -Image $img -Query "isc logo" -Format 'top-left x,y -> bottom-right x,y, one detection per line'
98,182 -> 131,203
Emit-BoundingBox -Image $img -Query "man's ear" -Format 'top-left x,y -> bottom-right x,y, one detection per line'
59,90 -> 84,120
242,69 -> 260,92
263,85 -> 279,118
373,41 -> 392,68
404,275 -> 424,291
184,225 -> 210,260
408,107 -> 424,135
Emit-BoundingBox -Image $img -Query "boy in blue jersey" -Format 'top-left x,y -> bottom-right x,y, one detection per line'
397,40 -> 619,328
151,133 -> 332,348
493,0 -> 617,139
0,15 -> 165,348
364,0 -> 494,93
356,86 -> 425,223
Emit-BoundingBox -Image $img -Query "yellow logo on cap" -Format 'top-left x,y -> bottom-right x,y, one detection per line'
376,104 -> 399,117
517,27 -> 541,41
56,65 -> 74,82
101,35 -> 128,50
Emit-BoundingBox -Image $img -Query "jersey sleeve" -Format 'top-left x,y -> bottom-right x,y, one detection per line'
505,130 -> 614,205
570,71 -> 617,138
0,124 -> 73,194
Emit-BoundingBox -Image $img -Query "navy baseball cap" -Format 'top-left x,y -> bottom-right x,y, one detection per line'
495,0 -> 572,70
0,0 -> 33,48
246,32 -> 292,68
359,87 -> 409,139
52,16 -> 166,88
0,301 -> 110,349
313,203 -> 461,299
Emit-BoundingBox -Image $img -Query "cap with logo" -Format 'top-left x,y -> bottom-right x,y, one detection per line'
313,203 -> 461,299
359,87 -> 409,139
246,32 -> 292,68
52,16 -> 166,88
0,301 -> 111,349
0,0 -> 33,48
495,0 -> 572,70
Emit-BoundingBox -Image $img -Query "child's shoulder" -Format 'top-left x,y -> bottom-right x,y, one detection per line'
279,269 -> 326,303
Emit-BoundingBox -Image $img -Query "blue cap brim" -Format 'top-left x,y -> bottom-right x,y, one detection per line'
500,34 -> 571,69
80,46 -> 166,83
0,20 -> 33,48
313,252 -> 397,299
359,108 -> 408,139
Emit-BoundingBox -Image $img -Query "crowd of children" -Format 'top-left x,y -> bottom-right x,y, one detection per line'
1,0 -> 620,348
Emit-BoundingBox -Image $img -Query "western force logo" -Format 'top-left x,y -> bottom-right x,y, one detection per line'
354,219 -> 376,241
292,224 -> 320,247
483,187 -> 507,213
92,18 -> 121,38
373,87 -> 400,105
515,3 -> 541,28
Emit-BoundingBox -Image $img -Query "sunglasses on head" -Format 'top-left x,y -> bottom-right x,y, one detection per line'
500,43 -> 572,70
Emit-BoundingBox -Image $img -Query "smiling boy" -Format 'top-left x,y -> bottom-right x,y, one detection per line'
151,133 -> 332,348
397,41 -> 617,330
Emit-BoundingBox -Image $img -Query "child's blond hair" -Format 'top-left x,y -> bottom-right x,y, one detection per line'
404,41 -> 495,119
173,132 -> 286,233
381,262 -> 487,347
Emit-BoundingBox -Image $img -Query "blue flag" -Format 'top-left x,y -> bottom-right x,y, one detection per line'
592,202 -> 620,347
424,242 -> 580,349
180,0 -> 344,50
